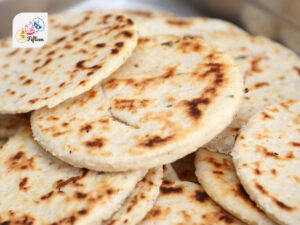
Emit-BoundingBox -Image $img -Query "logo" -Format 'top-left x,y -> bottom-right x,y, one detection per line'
13,13 -> 48,48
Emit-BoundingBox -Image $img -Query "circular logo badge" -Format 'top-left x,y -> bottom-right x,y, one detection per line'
33,17 -> 45,32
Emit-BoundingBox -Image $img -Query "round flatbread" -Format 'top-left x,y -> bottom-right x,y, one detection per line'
104,167 -> 163,225
0,125 -> 145,225
195,149 -> 276,225
232,100 -> 300,225
0,11 -> 137,113
203,32 -> 300,154
172,152 -> 198,183
139,180 -> 244,224
163,164 -> 179,180
0,114 -> 28,138
31,35 -> 243,172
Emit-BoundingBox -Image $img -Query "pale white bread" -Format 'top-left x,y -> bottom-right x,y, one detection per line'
104,167 -> 163,225
232,100 -> 300,225
0,125 -> 145,225
0,114 -> 28,138
204,33 -> 300,154
195,148 -> 276,225
126,13 -> 247,37
163,164 -> 179,180
139,180 -> 244,224
0,11 -> 137,113
172,152 -> 198,183
31,35 -> 243,172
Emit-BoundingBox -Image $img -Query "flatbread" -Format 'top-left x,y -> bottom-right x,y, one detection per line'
0,11 -> 137,113
172,152 -> 198,183
203,33 -> 300,154
31,35 -> 243,172
129,14 -> 247,36
0,114 -> 28,138
232,100 -> 300,225
163,164 -> 179,180
139,180 -> 244,224
0,125 -> 145,225
104,167 -> 163,225
195,149 -> 276,225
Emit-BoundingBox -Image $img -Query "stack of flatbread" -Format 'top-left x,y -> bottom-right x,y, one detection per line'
0,8 -> 299,225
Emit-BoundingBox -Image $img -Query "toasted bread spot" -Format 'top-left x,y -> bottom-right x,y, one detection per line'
254,82 -> 269,89
162,180 -> 174,185
78,209 -> 87,215
255,182 -> 268,195
7,151 -> 35,172
185,98 -> 209,119
286,151 -> 295,159
256,145 -> 279,158
138,37 -> 150,44
56,169 -> 87,189
271,169 -> 277,175
194,191 -> 208,203
22,79 -> 33,85
87,71 -> 94,76
122,31 -> 133,38
41,191 -> 54,200
80,124 -> 93,133
85,138 -> 105,148
33,58 -> 52,72
76,192 -> 87,199
52,131 -> 69,137
47,50 -> 55,56
289,142 -> 300,147
251,56 -> 263,73
255,168 -> 262,175
95,43 -> 106,48
177,41 -> 202,53
126,195 -> 138,213
59,82 -> 66,88
115,42 -> 124,48
19,177 -> 29,191
218,215 -> 234,223
47,116 -> 59,121
261,112 -> 274,120
24,49 -> 32,54
1,215 -> 35,225
212,170 -> 224,175
166,19 -> 192,26
160,185 -> 183,194
113,99 -> 150,113
273,199 -> 294,211
28,98 -> 39,104
111,48 -> 119,54
45,86 -> 51,93
141,135 -> 173,148
126,10 -> 152,17
76,60 -> 102,70
293,66 -> 300,77
54,36 -> 66,44
7,49 -> 19,57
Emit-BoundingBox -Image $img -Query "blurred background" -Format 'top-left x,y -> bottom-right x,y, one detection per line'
0,0 -> 299,54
